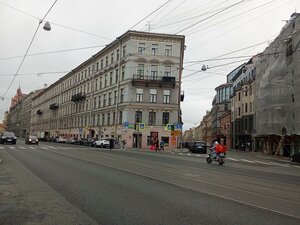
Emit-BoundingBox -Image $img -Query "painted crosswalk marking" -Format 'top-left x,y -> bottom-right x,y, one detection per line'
241,159 -> 255,163
228,157 -> 238,161
187,153 -> 192,156
0,146 -> 4,149
19,146 -> 25,149
253,160 -> 272,165
9,146 -> 15,149
293,165 -> 300,169
28,146 -> 36,149
41,147 -> 48,149
269,162 -> 290,167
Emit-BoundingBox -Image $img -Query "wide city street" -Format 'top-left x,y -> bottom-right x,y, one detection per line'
0,141 -> 299,225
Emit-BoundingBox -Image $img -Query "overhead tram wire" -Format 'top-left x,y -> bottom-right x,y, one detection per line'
0,45 -> 107,61
128,0 -> 174,30
174,0 -> 248,34
1,0 -> 59,99
0,1 -> 113,41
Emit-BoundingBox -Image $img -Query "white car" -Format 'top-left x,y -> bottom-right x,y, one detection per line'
57,136 -> 67,143
95,139 -> 110,148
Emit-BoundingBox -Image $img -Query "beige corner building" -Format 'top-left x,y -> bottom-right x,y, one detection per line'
31,31 -> 185,148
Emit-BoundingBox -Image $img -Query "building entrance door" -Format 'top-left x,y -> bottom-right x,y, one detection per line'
133,133 -> 142,148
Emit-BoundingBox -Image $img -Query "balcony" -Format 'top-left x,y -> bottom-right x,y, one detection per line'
49,103 -> 59,110
132,75 -> 176,88
71,92 -> 86,102
36,110 -> 43,115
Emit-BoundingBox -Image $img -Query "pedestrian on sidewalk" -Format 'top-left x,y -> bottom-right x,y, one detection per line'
160,139 -> 164,151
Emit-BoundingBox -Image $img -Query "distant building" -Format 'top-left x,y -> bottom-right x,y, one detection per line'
10,86 -> 27,111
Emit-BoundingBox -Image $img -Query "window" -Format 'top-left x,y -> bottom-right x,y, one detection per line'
101,60 -> 103,69
137,64 -> 144,78
150,89 -> 157,103
111,53 -> 114,64
94,97 -> 97,109
119,111 -> 123,125
163,90 -> 170,104
162,112 -> 169,125
121,66 -> 125,81
152,44 -> 158,55
104,75 -> 107,87
164,66 -> 171,76
151,65 -> 158,80
120,88 -> 124,103
102,114 -> 105,125
245,103 -> 248,113
110,72 -> 113,86
97,114 -> 100,126
138,43 -> 145,54
108,92 -> 112,106
95,79 -> 98,90
105,56 -> 108,67
165,45 -> 172,56
148,112 -> 156,125
136,88 -> 143,102
115,69 -> 119,83
107,113 -> 110,125
96,62 -> 99,71
250,85 -> 253,95
117,50 -> 120,61
238,107 -> 241,116
98,95 -> 101,108
103,94 -> 106,106
135,111 -> 142,123
238,92 -> 241,101
114,90 -> 117,105
250,102 -> 252,112
122,45 -> 126,57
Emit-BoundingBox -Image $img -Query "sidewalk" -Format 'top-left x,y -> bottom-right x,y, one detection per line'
124,147 -> 189,153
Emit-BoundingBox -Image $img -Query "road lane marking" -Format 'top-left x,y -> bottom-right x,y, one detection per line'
241,159 -> 255,163
187,153 -> 192,156
196,154 -> 201,157
269,162 -> 290,167
170,152 -> 175,154
179,153 -> 183,155
293,165 -> 300,169
253,160 -> 272,165
19,146 -> 25,149
41,147 -> 300,220
28,147 -> 36,149
228,157 -> 238,161
9,147 -> 15,149
0,146 -> 4,149
41,147 -> 49,149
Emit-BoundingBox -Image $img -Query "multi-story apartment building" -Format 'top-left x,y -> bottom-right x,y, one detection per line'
7,89 -> 42,137
31,31 -> 185,148
211,83 -> 232,143
231,56 -> 257,151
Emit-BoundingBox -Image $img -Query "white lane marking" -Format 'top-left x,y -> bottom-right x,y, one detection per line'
269,162 -> 290,167
0,159 -> 2,163
241,159 -> 255,164
179,153 -> 183,155
19,146 -> 25,149
293,165 -> 300,169
0,146 -> 4,149
196,154 -> 201,157
187,153 -> 192,156
41,147 -> 48,149
28,147 -> 36,149
228,157 -> 238,161
44,145 -> 56,149
253,160 -> 272,165
170,152 -> 175,155
9,146 -> 15,149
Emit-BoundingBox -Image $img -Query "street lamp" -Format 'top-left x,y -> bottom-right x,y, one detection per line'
43,22 -> 51,31
201,65 -> 209,71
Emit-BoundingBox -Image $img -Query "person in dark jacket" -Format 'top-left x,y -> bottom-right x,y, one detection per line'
109,138 -> 114,149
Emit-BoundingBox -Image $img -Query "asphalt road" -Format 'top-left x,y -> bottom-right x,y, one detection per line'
0,141 -> 299,225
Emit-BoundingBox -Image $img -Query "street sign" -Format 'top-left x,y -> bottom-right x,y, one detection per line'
167,124 -> 174,131
139,123 -> 145,130
175,123 -> 182,130
171,130 -> 181,136
124,122 -> 129,127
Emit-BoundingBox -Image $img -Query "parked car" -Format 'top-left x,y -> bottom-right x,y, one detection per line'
83,138 -> 97,147
0,132 -> 17,144
66,138 -> 77,144
25,135 -> 39,145
189,141 -> 207,153
56,136 -> 67,143
95,139 -> 110,148
290,152 -> 300,163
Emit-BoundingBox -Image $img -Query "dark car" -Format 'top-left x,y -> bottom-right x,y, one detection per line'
0,132 -> 17,144
290,152 -> 300,163
25,135 -> 39,145
189,141 -> 207,153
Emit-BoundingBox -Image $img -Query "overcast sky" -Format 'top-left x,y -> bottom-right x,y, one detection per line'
0,0 -> 299,129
